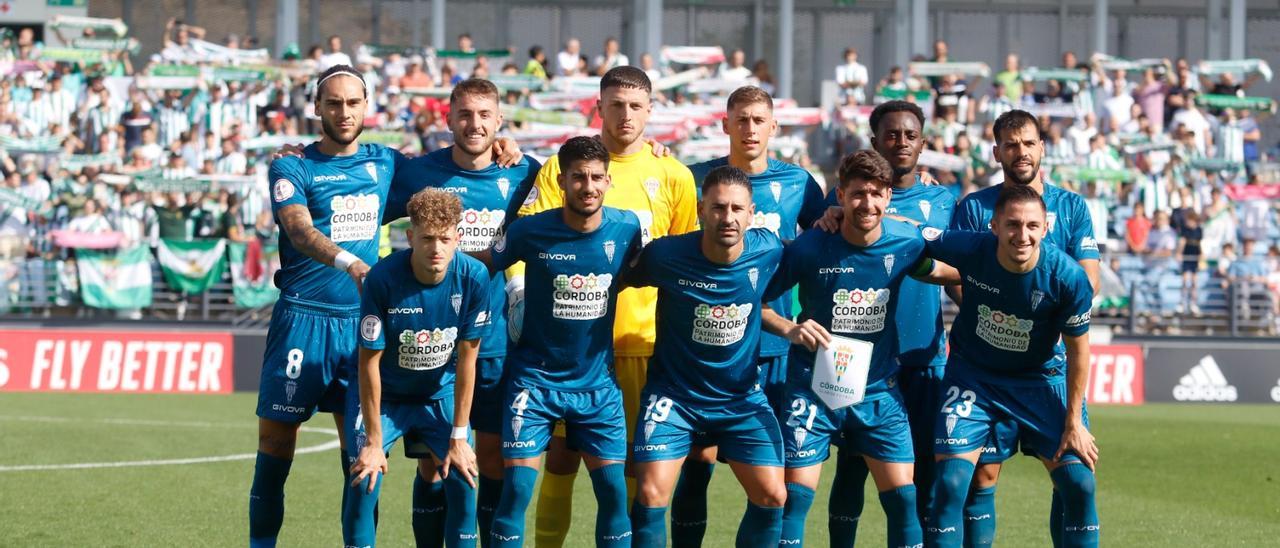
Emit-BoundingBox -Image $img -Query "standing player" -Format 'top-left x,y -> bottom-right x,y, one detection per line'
477,137 -> 642,547
519,66 -> 698,545
250,65 -> 401,547
761,151 -> 959,547
384,78 -> 540,545
625,166 -> 788,548
345,189 -> 487,548
950,109 -> 1100,546
924,185 -> 1099,548
672,85 -> 827,545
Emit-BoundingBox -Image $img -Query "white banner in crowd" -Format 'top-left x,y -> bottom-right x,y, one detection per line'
660,46 -> 726,66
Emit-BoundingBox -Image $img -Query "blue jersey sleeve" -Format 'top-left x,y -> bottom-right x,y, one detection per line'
798,175 -> 828,230
504,156 -> 541,229
358,270 -> 388,351
950,195 -> 984,231
926,189 -> 957,230
621,230 -> 658,289
384,152 -> 418,222
459,262 -> 491,341
489,217 -> 526,271
268,157 -> 310,213
1055,266 -> 1094,337
1065,194 -> 1101,261
763,236 -> 803,303
923,228 -> 984,269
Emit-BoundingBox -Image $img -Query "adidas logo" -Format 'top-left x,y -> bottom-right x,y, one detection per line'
1270,378 -> 1280,403
1172,356 -> 1238,402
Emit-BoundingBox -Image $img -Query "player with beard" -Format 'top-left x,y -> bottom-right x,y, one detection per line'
250,64 -> 402,547
519,66 -> 698,545
384,78 -> 540,545
925,185 -> 1099,548
948,109 -> 1100,547
625,166 -> 788,548
475,137 -> 643,547
672,85 -> 827,546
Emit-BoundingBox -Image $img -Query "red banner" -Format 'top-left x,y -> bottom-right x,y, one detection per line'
1223,184 -> 1280,201
0,329 -> 233,394
1088,345 -> 1145,405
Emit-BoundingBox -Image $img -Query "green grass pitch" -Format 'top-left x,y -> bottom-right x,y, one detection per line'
1,393 -> 1277,546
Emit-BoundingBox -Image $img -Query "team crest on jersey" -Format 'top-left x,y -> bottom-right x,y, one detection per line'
1031,290 -> 1045,310
919,200 -> 932,221
364,162 -> 378,183
644,177 -> 660,199
945,413 -> 959,436
510,416 -> 524,439
603,240 -> 616,263
284,380 -> 297,403
643,420 -> 657,443
793,426 -> 807,448
451,294 -> 463,315
272,179 -> 294,202
1046,212 -> 1058,233
497,177 -> 511,199
770,181 -> 782,202
748,267 -> 760,290
883,254 -> 895,275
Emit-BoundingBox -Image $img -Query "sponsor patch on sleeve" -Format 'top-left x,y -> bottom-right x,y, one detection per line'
522,186 -> 539,207
273,179 -> 295,202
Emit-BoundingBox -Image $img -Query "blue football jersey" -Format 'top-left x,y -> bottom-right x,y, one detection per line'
269,143 -> 402,306
923,229 -> 1093,383
888,180 -> 956,368
765,219 -> 932,397
626,229 -> 783,406
358,249 -> 491,402
689,157 -> 827,358
950,183 -> 1100,261
490,207 -> 643,391
386,147 -> 540,358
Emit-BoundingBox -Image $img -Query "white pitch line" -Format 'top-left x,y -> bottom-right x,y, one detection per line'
0,418 -> 341,473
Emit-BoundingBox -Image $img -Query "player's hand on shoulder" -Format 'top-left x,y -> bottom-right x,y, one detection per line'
493,137 -> 522,168
441,439 -> 479,488
1055,421 -> 1098,471
346,260 -> 371,292
918,170 -> 940,186
647,138 -> 670,157
787,319 -> 832,352
350,444 -> 388,493
270,143 -> 306,163
813,206 -> 843,233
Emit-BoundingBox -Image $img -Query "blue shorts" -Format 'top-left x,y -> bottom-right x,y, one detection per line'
343,388 -> 467,462
898,366 -> 945,462
501,380 -> 627,461
977,419 -> 1021,464
256,298 -> 355,423
632,387 -> 784,467
778,383 -> 914,468
471,357 -> 506,435
933,369 -> 1089,464
758,354 -> 790,410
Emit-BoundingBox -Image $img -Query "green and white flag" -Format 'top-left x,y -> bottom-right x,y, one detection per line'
50,15 -> 129,38
228,241 -> 279,309
158,239 -> 228,294
909,62 -> 990,78
1022,67 -> 1088,82
1195,94 -> 1275,112
78,246 -> 153,309
39,47 -> 108,64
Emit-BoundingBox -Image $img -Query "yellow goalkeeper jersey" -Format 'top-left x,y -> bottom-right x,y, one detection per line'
519,142 -> 698,357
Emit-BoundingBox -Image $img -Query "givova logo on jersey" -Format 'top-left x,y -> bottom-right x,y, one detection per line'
975,305 -> 1033,352
329,194 -> 380,242
396,327 -> 458,370
552,273 -> 613,320
831,288 -> 890,334
458,208 -> 506,252
692,303 -> 753,346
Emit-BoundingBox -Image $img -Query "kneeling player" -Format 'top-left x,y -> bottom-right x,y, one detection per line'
476,137 -> 643,547
760,151 -> 958,547
923,185 -> 1099,548
625,166 -> 788,548
346,189 -> 487,547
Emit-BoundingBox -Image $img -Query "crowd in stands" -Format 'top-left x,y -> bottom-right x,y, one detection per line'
0,18 -> 1276,330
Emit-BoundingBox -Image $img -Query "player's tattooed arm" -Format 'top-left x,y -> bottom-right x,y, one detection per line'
762,305 -> 831,352
277,204 -> 370,288
351,347 -> 388,493
1057,333 -> 1098,470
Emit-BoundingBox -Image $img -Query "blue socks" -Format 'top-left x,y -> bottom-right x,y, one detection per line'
589,464 -> 632,547
964,485 -> 997,547
489,465 -> 537,547
477,475 -> 503,547
341,458 -> 384,547
829,451 -> 869,548
248,451 -> 292,547
1050,488 -> 1064,548
737,501 -> 784,548
927,458 -> 976,548
880,485 -> 922,548
443,468 -> 479,547
780,483 -> 815,546
632,504 -> 668,548
413,473 -> 446,548
670,460 -> 714,547
1050,464 -> 1099,548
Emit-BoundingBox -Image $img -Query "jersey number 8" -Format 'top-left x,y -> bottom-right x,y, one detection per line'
285,349 -> 304,380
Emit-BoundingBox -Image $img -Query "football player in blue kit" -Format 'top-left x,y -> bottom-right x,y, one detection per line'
672,87 -> 827,546
759,150 -> 959,548
923,184 -> 1099,548
949,110 -> 1101,547
471,137 -> 642,547
250,65 -> 402,547
625,166 -> 789,548
345,189 -> 489,547
383,78 -> 539,545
